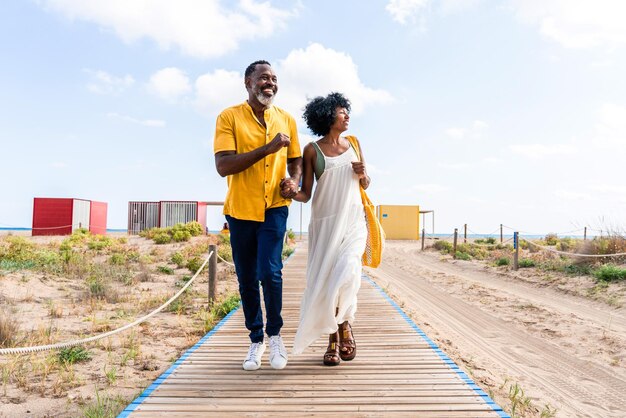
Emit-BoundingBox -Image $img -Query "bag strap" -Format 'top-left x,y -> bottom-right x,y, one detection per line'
346,136 -> 362,162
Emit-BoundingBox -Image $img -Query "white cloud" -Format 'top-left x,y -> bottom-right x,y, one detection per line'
590,184 -> 626,195
473,120 -> 489,130
43,0 -> 297,58
444,119 -> 488,139
411,183 -> 448,193
594,103 -> 626,145
438,162 -> 471,170
50,162 -> 67,169
444,128 -> 466,139
440,0 -> 483,14
386,0 -> 429,25
276,43 -> 394,117
193,43 -> 393,123
107,113 -> 166,128
194,69 -> 245,117
148,67 -> 191,101
84,69 -> 134,95
510,0 -> 626,49
509,143 -> 577,159
555,190 -> 592,201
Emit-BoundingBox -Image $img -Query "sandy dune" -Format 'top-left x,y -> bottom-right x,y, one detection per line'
367,240 -> 626,417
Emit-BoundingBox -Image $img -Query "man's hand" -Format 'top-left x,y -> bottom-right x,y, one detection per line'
265,133 -> 290,155
280,177 -> 298,198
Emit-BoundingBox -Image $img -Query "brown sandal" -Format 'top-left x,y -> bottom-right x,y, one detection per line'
323,332 -> 341,366
338,321 -> 356,361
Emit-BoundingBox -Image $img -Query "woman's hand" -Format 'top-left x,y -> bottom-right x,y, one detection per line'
279,177 -> 298,198
351,161 -> 370,189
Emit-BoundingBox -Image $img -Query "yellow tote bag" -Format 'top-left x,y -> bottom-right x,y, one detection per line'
347,136 -> 385,268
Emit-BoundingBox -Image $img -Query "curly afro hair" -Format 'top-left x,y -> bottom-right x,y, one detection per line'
302,92 -> 351,137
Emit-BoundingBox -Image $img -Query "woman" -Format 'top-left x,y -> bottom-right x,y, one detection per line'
292,92 -> 370,366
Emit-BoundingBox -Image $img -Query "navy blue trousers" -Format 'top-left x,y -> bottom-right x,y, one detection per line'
226,206 -> 288,343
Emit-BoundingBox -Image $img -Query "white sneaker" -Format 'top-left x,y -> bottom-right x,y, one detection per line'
243,341 -> 265,371
269,335 -> 288,369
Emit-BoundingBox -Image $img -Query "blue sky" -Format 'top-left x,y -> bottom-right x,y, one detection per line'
1,0 -> 625,235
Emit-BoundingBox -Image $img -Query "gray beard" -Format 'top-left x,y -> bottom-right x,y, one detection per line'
256,92 -> 274,106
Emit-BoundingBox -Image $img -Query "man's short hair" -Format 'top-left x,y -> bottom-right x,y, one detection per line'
245,60 -> 271,79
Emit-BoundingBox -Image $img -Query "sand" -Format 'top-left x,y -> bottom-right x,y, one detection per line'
0,232 -> 238,417
366,240 -> 626,417
1,234 -> 625,417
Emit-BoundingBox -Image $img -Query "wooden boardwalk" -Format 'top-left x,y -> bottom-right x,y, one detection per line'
119,242 -> 508,417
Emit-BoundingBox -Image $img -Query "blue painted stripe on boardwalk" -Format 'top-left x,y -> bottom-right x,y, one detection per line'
364,275 -> 510,418
117,248 -> 297,417
116,306 -> 240,417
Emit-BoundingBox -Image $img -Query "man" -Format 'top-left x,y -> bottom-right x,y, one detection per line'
214,60 -> 302,371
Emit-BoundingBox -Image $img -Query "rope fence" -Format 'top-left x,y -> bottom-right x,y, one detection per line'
421,223 -> 626,267
1,224 -> 108,231
0,251 -> 214,356
216,253 -> 235,267
520,238 -> 626,258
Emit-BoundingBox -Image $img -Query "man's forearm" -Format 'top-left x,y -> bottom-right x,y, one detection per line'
287,157 -> 303,183
215,147 -> 268,177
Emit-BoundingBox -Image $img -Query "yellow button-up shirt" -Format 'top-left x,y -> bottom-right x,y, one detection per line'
214,101 -> 301,222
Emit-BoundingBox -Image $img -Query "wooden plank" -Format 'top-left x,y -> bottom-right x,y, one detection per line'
122,241 -> 503,417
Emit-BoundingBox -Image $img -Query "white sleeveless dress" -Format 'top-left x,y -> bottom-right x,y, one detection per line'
292,142 -> 367,354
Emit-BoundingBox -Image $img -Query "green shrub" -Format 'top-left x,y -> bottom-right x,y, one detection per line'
157,265 -> 174,275
217,245 -> 232,263
186,257 -> 204,274
185,221 -> 204,237
153,232 -> 172,244
87,235 -> 113,251
172,230 -> 191,242
282,245 -> 295,259
218,234 -> 230,245
171,252 -> 185,268
287,229 -> 295,240
87,276 -> 107,298
109,253 -> 125,265
467,246 -> 488,260
433,240 -> 453,253
485,237 -> 496,244
594,264 -> 626,282
456,243 -> 471,253
175,275 -> 192,288
545,233 -> 558,246
519,259 -> 536,268
58,346 -> 91,365
562,263 -> 593,276
455,251 -> 471,260
496,257 -> 510,266
211,294 -> 241,318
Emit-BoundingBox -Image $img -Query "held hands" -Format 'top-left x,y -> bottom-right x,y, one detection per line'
265,133 -> 290,155
280,177 -> 298,199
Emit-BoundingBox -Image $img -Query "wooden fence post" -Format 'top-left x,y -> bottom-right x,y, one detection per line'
584,227 -> 587,241
513,232 -> 519,270
464,224 -> 467,243
208,244 -> 217,306
453,229 -> 458,259
421,228 -> 426,251
500,224 -> 503,243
